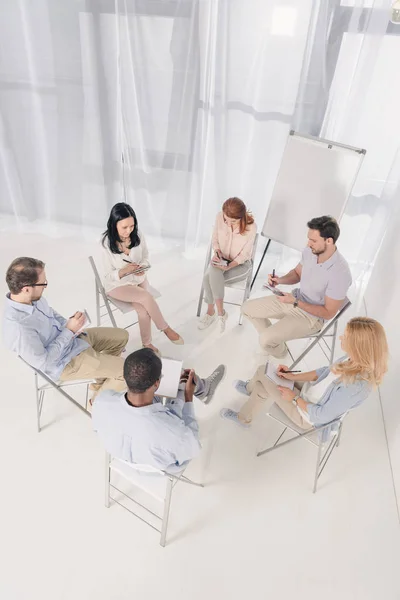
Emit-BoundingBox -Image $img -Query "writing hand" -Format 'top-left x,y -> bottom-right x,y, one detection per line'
66,313 -> 86,333
184,369 -> 196,403
268,273 -> 280,287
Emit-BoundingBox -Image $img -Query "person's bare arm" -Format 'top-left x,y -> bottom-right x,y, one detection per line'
270,262 -> 302,286
294,295 -> 343,320
276,365 -> 318,383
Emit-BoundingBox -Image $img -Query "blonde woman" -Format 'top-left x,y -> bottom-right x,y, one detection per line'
221,317 -> 388,429
198,197 -> 257,333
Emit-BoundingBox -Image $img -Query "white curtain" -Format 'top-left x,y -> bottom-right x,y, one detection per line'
0,0 -> 317,237
0,0 -> 399,284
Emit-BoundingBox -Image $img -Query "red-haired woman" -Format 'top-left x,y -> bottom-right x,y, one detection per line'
198,197 -> 257,333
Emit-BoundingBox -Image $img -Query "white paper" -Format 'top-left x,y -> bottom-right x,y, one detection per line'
262,284 -> 285,296
157,358 -> 183,398
211,258 -> 228,267
265,362 -> 294,390
75,309 -> 91,336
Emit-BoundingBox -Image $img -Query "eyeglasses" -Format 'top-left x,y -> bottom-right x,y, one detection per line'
25,281 -> 48,288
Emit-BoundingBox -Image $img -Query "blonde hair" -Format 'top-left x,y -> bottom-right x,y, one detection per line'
333,317 -> 388,386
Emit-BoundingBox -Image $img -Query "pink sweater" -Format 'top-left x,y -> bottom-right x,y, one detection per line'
212,212 -> 257,264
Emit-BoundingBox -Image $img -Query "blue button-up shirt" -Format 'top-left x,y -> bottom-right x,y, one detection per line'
2,294 -> 89,380
305,357 -> 370,432
92,389 -> 201,472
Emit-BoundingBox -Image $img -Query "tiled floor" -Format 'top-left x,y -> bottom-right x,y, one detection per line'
0,224 -> 399,600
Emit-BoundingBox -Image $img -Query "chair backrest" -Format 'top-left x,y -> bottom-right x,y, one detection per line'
88,255 -> 105,293
121,459 -> 164,476
19,356 -> 50,382
250,233 -> 259,262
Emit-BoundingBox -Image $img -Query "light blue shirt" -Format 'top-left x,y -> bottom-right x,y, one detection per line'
2,294 -> 89,380
92,389 -> 201,472
306,358 -> 371,427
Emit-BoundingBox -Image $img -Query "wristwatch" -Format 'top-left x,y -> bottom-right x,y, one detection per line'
293,298 -> 299,308
292,394 -> 300,406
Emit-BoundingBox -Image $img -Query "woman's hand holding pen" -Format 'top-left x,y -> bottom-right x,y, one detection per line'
276,365 -> 301,381
119,262 -> 142,278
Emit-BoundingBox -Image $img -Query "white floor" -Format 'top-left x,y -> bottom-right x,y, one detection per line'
1,225 -> 399,600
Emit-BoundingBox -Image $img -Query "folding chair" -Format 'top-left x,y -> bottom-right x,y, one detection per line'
257,401 -> 347,493
20,358 -> 92,432
196,234 -> 259,325
288,300 -> 351,369
105,453 -> 203,547
88,256 -> 138,329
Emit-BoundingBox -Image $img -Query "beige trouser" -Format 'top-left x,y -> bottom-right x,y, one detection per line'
239,365 -> 312,429
241,295 -> 323,357
60,327 -> 129,393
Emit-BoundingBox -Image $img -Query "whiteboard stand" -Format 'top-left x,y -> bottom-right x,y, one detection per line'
250,238 -> 272,290
251,131 -> 366,289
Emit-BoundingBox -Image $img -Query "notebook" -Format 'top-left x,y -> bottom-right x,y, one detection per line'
74,309 -> 91,336
265,361 -> 294,390
262,284 -> 285,297
157,358 -> 183,398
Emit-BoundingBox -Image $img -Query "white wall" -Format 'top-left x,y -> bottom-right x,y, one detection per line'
365,188 -> 400,512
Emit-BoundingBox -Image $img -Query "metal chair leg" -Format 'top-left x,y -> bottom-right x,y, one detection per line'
105,453 -> 111,508
336,422 -> 343,447
96,283 -> 101,326
160,478 -> 174,547
330,320 -> 338,365
35,372 -> 42,433
85,384 -> 90,411
313,438 -> 324,493
197,285 -> 205,317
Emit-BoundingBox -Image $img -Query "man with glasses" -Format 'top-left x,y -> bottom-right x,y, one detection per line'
3,257 -> 129,399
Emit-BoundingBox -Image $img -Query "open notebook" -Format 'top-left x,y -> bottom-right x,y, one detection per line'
74,309 -> 91,336
265,361 -> 294,390
157,358 -> 183,399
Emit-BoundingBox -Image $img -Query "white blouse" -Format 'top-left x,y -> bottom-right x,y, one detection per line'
101,230 -> 150,293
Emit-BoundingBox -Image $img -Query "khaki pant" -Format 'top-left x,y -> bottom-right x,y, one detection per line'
60,327 -> 129,393
203,261 -> 252,304
242,295 -> 322,357
239,365 -> 312,429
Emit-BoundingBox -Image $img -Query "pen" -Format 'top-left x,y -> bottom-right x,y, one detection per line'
271,268 -> 276,287
123,258 -> 131,263
282,370 -> 301,373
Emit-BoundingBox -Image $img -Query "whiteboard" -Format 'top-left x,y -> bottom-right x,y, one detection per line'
261,132 -> 365,251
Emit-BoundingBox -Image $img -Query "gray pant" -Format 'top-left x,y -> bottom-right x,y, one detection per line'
203,261 -> 251,304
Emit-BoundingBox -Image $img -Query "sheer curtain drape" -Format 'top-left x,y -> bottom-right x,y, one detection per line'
0,0 -> 320,236
0,0 -> 399,287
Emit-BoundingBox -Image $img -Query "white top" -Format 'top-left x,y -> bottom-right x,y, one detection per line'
101,230 -> 150,293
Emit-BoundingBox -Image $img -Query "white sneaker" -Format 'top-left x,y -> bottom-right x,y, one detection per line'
198,312 -> 217,330
218,310 -> 228,333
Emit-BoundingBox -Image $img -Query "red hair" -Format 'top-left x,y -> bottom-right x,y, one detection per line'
222,197 -> 254,235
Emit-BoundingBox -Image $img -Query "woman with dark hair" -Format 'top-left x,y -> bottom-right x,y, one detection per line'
102,203 -> 183,355
198,197 -> 257,333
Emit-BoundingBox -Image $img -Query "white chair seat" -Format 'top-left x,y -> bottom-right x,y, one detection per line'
267,403 -> 319,445
110,458 -> 169,501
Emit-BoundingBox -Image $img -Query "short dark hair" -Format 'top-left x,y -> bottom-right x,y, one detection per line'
102,202 -> 141,254
307,216 -> 340,243
6,257 -> 45,295
123,348 -> 162,393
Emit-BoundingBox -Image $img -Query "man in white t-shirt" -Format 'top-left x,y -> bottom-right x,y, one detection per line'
242,216 -> 352,357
